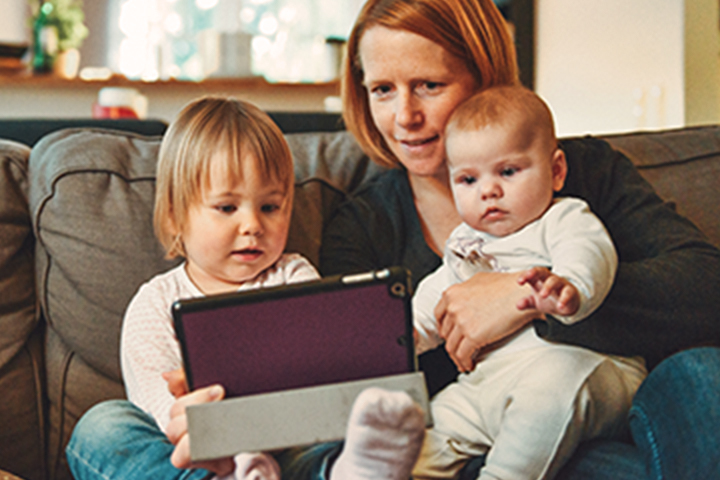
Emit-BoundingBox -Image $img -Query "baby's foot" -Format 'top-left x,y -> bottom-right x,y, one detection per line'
330,387 -> 425,480
233,452 -> 281,480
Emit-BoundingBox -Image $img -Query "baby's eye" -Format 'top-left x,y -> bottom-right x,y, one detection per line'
215,204 -> 237,214
458,175 -> 477,185
500,167 -> 519,177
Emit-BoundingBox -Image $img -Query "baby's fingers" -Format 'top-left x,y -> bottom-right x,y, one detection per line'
516,295 -> 537,311
517,267 -> 550,287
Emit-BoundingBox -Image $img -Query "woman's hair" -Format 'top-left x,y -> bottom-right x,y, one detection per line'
447,85 -> 557,149
342,0 -> 519,168
154,96 -> 293,259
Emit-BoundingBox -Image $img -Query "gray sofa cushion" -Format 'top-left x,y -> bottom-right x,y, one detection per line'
27,127 -> 378,480
603,125 -> 720,247
0,140 -> 44,480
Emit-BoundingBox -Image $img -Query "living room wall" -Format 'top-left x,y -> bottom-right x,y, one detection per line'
535,0 -> 720,136
2,0 -> 719,134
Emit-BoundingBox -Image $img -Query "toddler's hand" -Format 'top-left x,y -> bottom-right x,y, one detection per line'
166,384 -> 234,475
516,267 -> 580,316
162,368 -> 188,398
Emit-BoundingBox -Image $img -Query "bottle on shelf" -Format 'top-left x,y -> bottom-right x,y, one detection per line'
32,2 -> 59,74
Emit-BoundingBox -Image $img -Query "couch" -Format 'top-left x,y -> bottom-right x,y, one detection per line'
1,116 -> 719,480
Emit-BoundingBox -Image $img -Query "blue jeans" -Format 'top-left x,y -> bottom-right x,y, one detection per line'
66,400 -> 211,480
68,348 -> 720,480
66,400 -> 342,480
459,347 -> 720,480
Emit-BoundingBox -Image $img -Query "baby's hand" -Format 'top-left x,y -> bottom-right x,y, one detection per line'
516,267 -> 580,316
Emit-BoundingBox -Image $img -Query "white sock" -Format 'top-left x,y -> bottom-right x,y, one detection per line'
330,387 -> 425,480
232,452 -> 281,480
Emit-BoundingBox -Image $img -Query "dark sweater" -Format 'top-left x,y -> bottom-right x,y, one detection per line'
320,136 -> 720,392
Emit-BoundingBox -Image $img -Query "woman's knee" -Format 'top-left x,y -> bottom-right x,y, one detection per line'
628,347 -> 720,479
633,346 -> 720,409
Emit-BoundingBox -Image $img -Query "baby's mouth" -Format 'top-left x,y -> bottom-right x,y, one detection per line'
483,207 -> 505,219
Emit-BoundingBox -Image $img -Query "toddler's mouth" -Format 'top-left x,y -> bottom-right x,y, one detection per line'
232,248 -> 263,259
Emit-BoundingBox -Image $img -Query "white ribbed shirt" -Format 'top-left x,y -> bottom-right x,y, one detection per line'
120,253 -> 319,431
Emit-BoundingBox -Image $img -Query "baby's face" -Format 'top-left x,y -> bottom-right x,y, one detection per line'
447,124 -> 566,237
182,151 -> 292,294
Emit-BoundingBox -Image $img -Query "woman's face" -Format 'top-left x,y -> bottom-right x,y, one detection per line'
359,26 -> 480,178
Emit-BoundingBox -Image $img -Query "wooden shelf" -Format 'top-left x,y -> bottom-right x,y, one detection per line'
0,72 -> 340,92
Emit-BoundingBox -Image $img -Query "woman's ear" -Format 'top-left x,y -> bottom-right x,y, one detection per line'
551,148 -> 567,192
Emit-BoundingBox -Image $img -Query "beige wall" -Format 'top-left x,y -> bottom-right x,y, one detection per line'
685,0 -> 720,126
536,0 -> 720,136
536,0 -> 685,136
0,0 -> 29,44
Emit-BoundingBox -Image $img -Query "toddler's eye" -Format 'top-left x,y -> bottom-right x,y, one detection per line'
261,203 -> 280,213
216,204 -> 237,214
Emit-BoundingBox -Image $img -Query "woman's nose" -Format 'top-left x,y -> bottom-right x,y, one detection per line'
395,92 -> 422,128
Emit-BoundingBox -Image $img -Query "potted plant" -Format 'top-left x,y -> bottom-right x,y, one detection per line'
29,0 -> 89,77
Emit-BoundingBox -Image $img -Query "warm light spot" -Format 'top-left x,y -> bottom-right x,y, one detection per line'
164,12 -> 183,36
195,0 -> 218,10
258,13 -> 278,36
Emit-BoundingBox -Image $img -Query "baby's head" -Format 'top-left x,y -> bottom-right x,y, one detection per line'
445,85 -> 567,237
154,96 -> 294,293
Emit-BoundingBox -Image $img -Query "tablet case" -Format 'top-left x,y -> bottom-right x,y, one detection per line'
172,267 -> 431,458
172,266 -> 416,398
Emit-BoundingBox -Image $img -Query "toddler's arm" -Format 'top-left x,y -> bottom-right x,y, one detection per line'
516,266 -> 580,316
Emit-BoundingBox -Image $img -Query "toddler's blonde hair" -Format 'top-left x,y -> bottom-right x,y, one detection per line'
154,97 -> 293,259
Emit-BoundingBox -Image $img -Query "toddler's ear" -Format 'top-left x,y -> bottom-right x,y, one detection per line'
551,148 -> 567,192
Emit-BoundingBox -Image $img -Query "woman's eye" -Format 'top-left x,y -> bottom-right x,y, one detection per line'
370,85 -> 392,98
419,81 -> 443,94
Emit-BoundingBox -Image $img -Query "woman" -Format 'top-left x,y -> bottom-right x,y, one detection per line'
320,0 -> 720,478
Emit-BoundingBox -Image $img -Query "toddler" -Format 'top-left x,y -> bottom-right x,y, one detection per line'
411,86 -> 648,480
118,97 -> 425,480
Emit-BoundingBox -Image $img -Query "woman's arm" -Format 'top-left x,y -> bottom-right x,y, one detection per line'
549,137 -> 720,367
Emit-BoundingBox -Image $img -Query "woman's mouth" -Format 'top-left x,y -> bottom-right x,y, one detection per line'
399,135 -> 439,148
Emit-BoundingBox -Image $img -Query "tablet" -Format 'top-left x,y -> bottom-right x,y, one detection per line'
172,267 -> 416,398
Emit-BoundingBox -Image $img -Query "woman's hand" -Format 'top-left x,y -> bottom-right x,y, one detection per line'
434,271 -> 539,372
164,384 -> 235,475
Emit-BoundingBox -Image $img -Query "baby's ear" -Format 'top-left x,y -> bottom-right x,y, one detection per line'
551,148 -> 567,192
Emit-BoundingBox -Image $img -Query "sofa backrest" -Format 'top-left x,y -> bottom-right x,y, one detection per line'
602,125 -> 720,248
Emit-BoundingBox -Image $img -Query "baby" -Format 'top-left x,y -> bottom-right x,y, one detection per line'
411,86 -> 648,480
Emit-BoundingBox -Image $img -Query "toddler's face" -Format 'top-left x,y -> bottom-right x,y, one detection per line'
181,151 -> 291,294
447,124 -> 566,237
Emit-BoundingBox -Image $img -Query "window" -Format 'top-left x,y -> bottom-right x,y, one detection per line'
111,0 -> 363,82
